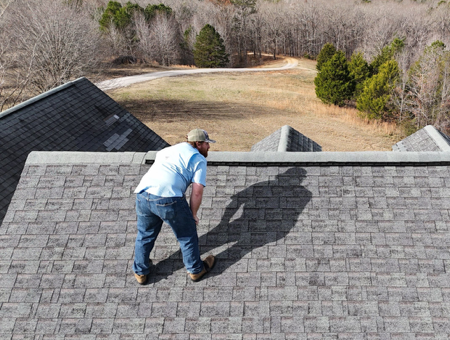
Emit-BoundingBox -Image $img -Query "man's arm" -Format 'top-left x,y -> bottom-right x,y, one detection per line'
190,182 -> 204,225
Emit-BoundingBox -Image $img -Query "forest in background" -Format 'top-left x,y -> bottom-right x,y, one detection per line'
1,0 -> 450,133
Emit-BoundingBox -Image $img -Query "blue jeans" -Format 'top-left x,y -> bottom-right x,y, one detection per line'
133,192 -> 203,275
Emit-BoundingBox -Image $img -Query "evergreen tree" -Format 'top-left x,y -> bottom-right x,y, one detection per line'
429,40 -> 446,50
314,50 -> 355,106
357,60 -> 400,120
99,1 -> 122,31
99,1 -> 143,30
348,51 -> 371,99
316,43 -> 337,71
193,24 -> 229,68
144,4 -> 173,22
180,26 -> 195,65
370,37 -> 404,75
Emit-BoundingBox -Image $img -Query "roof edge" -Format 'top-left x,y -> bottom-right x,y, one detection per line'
0,77 -> 86,119
277,125 -> 290,152
157,150 -> 450,165
26,151 -> 147,165
24,150 -> 450,166
424,125 -> 450,151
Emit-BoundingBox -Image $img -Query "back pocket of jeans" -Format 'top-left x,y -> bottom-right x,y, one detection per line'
156,201 -> 176,207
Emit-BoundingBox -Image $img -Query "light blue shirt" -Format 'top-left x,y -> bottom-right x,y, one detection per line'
134,142 -> 207,197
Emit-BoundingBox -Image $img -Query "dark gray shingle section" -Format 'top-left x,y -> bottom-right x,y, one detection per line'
251,125 -> 322,152
393,125 -> 450,152
0,77 -> 169,225
438,128 -> 450,145
2,151 -> 450,339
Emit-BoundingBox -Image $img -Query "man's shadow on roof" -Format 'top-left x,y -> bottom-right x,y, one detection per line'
151,167 -> 311,283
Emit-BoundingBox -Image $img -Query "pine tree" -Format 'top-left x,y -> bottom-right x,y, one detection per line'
314,50 -> 355,106
99,1 -> 122,31
356,60 -> 399,120
370,37 -> 404,75
193,24 -> 229,68
348,52 -> 371,99
316,43 -> 337,71
99,1 -> 143,30
180,26 -> 195,65
144,4 -> 172,22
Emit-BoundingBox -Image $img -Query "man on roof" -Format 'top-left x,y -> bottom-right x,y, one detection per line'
132,129 -> 216,284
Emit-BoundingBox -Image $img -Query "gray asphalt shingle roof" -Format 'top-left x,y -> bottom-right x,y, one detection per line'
251,125 -> 322,152
0,77 -> 169,225
392,125 -> 450,152
2,150 -> 450,339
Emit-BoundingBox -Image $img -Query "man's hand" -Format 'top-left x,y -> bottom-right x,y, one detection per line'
193,215 -> 199,225
190,183 -> 204,225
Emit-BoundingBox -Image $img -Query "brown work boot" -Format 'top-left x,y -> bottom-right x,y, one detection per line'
134,273 -> 148,285
189,255 -> 216,282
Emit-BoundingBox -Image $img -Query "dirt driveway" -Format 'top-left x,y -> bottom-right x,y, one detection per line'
97,58 -> 299,91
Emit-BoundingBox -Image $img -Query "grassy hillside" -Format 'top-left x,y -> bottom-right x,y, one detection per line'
107,57 -> 403,152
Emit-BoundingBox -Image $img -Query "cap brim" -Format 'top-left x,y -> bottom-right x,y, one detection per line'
205,139 -> 216,143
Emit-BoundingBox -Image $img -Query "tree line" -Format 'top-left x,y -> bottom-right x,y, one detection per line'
1,0 -> 450,132
315,38 -> 450,135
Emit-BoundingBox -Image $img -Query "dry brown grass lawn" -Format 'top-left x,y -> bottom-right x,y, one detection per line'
106,57 -> 403,152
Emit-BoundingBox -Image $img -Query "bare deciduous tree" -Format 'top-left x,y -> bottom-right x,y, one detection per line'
259,2 -> 284,60
134,0 -> 450,69
403,46 -> 450,130
390,49 -> 414,123
152,14 -> 181,66
6,0 -> 100,93
0,0 -> 34,110
135,13 -> 153,61
4,0 -> 450,121
103,20 -> 134,58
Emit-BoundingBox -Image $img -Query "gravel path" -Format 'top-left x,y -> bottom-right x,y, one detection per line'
96,58 -> 299,91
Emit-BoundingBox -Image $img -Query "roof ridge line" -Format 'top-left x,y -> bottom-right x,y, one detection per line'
24,150 -> 450,166
164,151 -> 450,165
424,125 -> 450,151
0,77 -> 86,119
277,125 -> 291,152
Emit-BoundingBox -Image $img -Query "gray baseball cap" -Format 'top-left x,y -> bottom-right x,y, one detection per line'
187,129 -> 216,143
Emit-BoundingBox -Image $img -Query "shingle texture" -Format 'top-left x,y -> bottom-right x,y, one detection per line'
1,151 -> 450,339
251,125 -> 322,152
393,125 -> 450,152
0,77 -> 169,225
